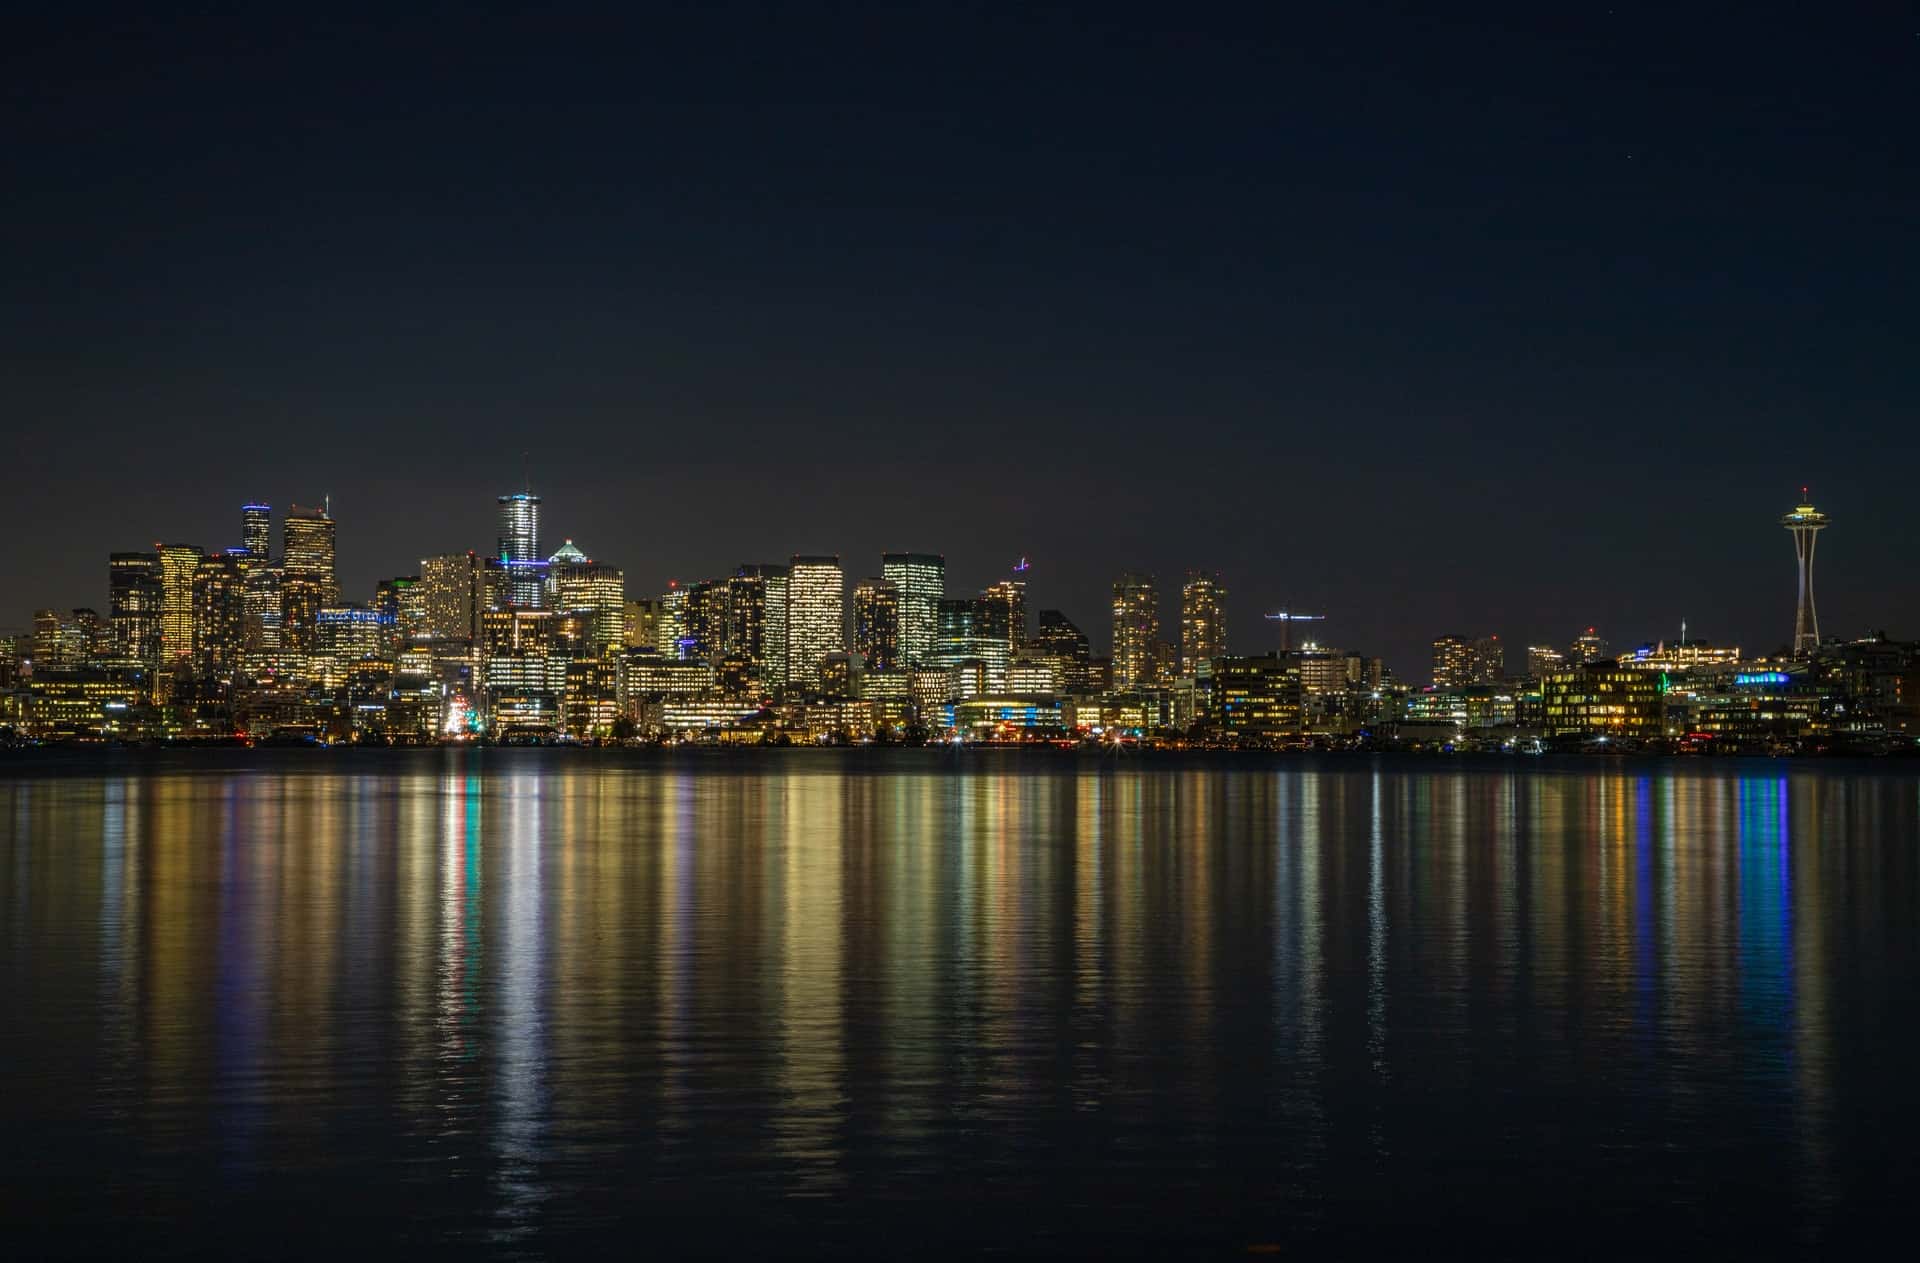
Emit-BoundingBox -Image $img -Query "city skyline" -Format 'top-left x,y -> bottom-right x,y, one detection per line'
3,483 -> 1889,680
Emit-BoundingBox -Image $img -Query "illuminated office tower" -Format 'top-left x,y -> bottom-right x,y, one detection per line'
242,564 -> 283,656
1179,572 -> 1227,674
108,552 -> 163,669
420,552 -> 484,642
191,550 -> 255,681
1431,634 -> 1473,687
546,541 -> 625,655
853,577 -> 901,671
32,609 -> 72,670
156,543 -> 203,666
1110,571 -> 1158,690
241,503 -> 272,560
785,555 -> 845,691
1470,634 -> 1505,683
980,577 -> 1027,653
496,492 -> 544,607
281,504 -> 338,651
657,584 -> 689,657
731,563 -> 789,687
1782,496 -> 1829,656
372,576 -> 424,652
881,552 -> 945,668
681,579 -> 727,661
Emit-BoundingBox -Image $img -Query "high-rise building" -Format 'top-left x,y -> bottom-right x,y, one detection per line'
1471,634 -> 1505,683
156,543 -> 203,666
241,503 -> 272,560
786,555 -> 845,692
1033,609 -> 1092,692
420,552 -> 485,642
281,504 -> 338,652
546,541 -> 625,655
931,596 -> 1010,691
657,584 -> 689,657
495,492 -> 544,607
191,550 -> 255,681
1782,496 -> 1829,656
107,552 -> 162,669
733,563 -> 789,688
681,579 -> 728,661
624,598 -> 661,650
1431,635 -> 1473,688
1179,572 -> 1227,674
1111,572 -> 1158,690
881,552 -> 945,668
853,577 -> 901,671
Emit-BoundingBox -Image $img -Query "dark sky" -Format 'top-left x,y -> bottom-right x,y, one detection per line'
4,3 -> 1915,676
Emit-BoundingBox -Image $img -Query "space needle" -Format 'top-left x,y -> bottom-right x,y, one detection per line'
1781,492 -> 1829,657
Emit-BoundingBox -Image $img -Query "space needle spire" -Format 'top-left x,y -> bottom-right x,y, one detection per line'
1781,490 -> 1829,657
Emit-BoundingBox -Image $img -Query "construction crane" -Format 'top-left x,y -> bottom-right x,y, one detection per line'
1264,609 -> 1325,652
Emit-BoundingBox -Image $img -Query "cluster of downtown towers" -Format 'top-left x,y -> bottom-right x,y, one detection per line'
11,491 -> 1257,739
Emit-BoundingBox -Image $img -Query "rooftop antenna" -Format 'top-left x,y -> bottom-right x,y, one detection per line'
1264,608 -> 1325,653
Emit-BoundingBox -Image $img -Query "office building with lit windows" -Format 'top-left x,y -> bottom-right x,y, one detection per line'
420,552 -> 485,642
1179,572 -> 1227,674
733,564 -> 789,688
1111,571 -> 1158,690
241,503 -> 272,560
785,555 -> 844,692
853,577 -> 901,671
281,504 -> 338,651
880,552 -> 944,668
1541,664 -> 1664,740
156,543 -> 203,667
107,552 -> 162,670
1431,635 -> 1474,687
495,492 -> 545,607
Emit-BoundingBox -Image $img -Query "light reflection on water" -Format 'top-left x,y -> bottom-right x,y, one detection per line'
2,750 -> 1917,1256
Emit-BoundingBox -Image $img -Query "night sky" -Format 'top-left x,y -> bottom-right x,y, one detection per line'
4,3 -> 1915,676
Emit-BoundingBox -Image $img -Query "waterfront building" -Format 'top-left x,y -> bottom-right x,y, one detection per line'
881,552 -> 945,669
1179,572 -> 1227,674
785,555 -> 844,692
853,577 -> 900,671
562,657 -> 621,738
1211,654 -> 1304,743
1111,571 -> 1158,690
1617,640 -> 1743,673
1540,664 -> 1664,740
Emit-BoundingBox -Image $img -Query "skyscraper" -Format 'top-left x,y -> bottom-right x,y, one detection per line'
881,552 -> 944,668
281,504 -> 338,652
980,577 -> 1027,656
496,492 -> 544,607
1431,634 -> 1473,687
786,555 -> 845,691
107,552 -> 162,670
853,577 -> 901,671
1470,634 -> 1505,683
420,552 -> 484,642
1034,609 -> 1092,692
1782,495 -> 1829,656
546,541 -> 625,656
156,543 -> 203,666
191,550 -> 254,681
241,503 -> 272,560
1179,572 -> 1227,674
1110,571 -> 1158,690
734,563 -> 790,688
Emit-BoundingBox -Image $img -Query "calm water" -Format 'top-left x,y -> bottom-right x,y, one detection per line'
3,750 -> 1917,1257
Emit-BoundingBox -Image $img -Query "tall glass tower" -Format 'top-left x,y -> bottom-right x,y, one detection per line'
496,493 -> 544,608
881,552 -> 945,668
786,555 -> 845,691
241,503 -> 272,560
